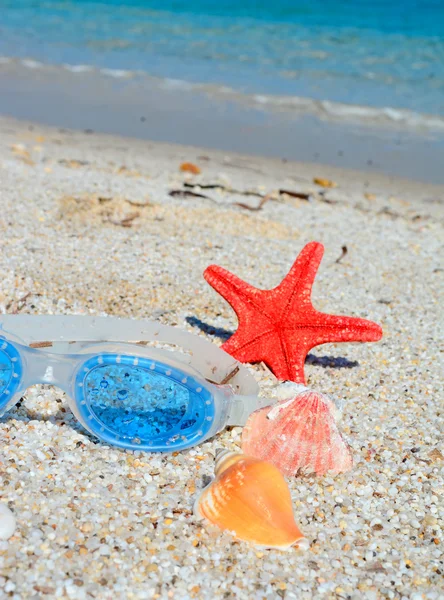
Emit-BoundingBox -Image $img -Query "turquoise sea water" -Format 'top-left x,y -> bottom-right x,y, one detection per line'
1,0 -> 444,116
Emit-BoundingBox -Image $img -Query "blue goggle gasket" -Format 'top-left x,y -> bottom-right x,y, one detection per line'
75,353 -> 216,451
0,338 -> 23,408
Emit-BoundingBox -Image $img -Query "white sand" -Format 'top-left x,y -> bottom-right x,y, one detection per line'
0,116 -> 442,599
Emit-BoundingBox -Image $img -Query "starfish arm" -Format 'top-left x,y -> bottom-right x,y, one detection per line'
204,264 -> 269,320
278,314 -> 382,384
221,328 -> 275,363
263,355 -> 304,383
275,241 -> 324,321
294,313 -> 383,347
284,355 -> 308,385
223,327 -> 299,381
278,332 -> 312,384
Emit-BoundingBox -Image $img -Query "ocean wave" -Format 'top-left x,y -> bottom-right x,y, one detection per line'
2,56 -> 444,133
100,68 -> 134,79
63,64 -> 94,73
246,94 -> 444,132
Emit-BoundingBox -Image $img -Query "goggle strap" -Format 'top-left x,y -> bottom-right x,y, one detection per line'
0,315 -> 259,395
227,394 -> 274,426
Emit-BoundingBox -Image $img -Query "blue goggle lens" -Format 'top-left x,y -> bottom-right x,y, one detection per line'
0,349 -> 13,394
0,340 -> 22,411
86,364 -> 189,436
77,354 -> 215,450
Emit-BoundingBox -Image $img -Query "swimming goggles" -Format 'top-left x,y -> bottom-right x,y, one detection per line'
0,315 -> 270,452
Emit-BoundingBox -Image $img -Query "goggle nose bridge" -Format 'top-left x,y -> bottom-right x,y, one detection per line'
21,346 -> 81,390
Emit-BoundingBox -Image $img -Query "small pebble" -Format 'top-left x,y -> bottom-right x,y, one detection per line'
0,504 -> 16,540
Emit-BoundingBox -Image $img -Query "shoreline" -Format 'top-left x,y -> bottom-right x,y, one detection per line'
2,59 -> 444,184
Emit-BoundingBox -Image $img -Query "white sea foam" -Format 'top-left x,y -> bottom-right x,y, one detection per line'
100,68 -> 133,78
247,91 -> 444,132
63,64 -> 94,73
162,78 -> 195,91
21,59 -> 43,69
3,56 -> 444,134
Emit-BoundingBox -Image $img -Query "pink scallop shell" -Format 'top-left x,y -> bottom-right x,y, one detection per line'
242,389 -> 353,477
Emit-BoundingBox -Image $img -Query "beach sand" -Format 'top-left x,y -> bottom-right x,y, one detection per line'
0,115 -> 442,599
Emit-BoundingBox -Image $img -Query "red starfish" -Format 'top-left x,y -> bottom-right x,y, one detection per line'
204,241 -> 383,383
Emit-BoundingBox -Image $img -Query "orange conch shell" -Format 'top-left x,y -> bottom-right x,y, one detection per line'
242,385 -> 353,477
194,450 -> 305,549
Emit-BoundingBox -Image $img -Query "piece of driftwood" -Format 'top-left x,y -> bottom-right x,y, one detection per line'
169,189 -> 214,201
183,182 -> 263,198
233,195 -> 272,211
278,189 -> 311,201
335,245 -> 348,264
108,211 -> 140,227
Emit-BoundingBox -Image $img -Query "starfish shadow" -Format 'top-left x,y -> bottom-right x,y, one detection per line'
306,353 -> 359,369
185,316 -> 233,341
